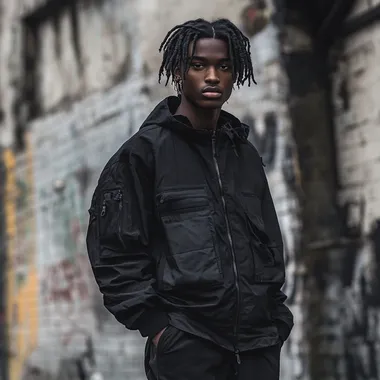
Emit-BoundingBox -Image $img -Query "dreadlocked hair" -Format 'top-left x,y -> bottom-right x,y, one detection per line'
158,18 -> 256,92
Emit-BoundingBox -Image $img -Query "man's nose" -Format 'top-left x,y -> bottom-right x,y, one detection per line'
205,67 -> 220,84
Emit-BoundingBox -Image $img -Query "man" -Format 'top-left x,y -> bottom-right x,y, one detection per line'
86,18 -> 293,380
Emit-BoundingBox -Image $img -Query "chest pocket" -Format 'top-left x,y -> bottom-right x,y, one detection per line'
157,187 -> 222,290
241,192 -> 285,284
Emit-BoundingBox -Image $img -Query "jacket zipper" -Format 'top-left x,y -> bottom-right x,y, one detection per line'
211,130 -> 241,366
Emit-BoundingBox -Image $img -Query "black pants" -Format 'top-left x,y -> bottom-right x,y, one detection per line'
145,325 -> 281,380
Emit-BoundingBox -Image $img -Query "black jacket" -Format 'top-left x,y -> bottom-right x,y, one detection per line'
86,96 -> 293,353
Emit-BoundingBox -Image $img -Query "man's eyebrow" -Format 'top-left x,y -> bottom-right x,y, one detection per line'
190,56 -> 231,62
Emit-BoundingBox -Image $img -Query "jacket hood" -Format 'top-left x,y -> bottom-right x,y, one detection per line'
140,96 -> 250,143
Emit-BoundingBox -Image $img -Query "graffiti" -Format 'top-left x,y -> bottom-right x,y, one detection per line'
236,14 -> 305,378
37,179 -> 98,353
340,219 -> 380,380
24,80 -> 150,380
282,140 -> 300,191
279,212 -> 306,380
243,111 -> 278,171
41,255 -> 91,309
237,109 -> 304,378
340,199 -> 365,238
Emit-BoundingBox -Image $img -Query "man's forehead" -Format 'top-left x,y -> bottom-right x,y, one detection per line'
190,38 -> 229,58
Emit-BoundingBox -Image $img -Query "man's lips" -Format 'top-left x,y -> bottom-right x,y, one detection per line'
202,92 -> 222,98
202,87 -> 222,98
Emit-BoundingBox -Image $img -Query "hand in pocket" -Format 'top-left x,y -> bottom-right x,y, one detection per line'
152,327 -> 168,347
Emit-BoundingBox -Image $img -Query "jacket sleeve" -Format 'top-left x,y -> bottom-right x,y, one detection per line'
260,163 -> 294,344
86,140 -> 168,338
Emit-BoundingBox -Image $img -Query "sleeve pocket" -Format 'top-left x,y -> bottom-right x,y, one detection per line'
98,188 -> 128,259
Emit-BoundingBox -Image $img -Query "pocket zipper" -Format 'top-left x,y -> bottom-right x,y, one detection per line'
100,190 -> 123,217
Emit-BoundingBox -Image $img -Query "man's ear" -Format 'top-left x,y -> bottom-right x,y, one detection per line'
173,68 -> 183,94
174,68 -> 181,82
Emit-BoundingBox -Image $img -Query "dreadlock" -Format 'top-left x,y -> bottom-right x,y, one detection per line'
158,18 -> 256,92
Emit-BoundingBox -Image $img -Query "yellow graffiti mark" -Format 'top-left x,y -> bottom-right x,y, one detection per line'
4,133 -> 38,380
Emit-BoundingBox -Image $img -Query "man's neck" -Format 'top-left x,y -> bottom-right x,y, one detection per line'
175,96 -> 221,130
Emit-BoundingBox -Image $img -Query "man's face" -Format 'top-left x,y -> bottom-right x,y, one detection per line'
180,38 -> 234,109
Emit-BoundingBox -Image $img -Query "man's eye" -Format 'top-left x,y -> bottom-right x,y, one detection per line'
220,64 -> 231,71
191,63 -> 204,69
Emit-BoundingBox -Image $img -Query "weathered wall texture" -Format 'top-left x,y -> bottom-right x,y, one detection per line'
0,0 -> 140,148
34,1 -> 132,111
4,0 -> 380,379
331,0 -> 380,378
0,0 -> 56,148
26,84 -> 152,380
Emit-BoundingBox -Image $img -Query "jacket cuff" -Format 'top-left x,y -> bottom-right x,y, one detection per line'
137,310 -> 169,338
276,320 -> 292,344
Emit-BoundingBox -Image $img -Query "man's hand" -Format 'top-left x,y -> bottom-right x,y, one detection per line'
152,327 -> 167,346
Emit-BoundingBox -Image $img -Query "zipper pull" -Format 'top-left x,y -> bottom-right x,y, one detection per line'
235,349 -> 241,365
100,200 -> 107,217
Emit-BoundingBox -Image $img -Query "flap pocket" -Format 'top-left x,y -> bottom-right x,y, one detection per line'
242,193 -> 284,284
241,192 -> 264,228
157,187 -> 209,214
157,187 -> 222,291
249,232 -> 285,284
